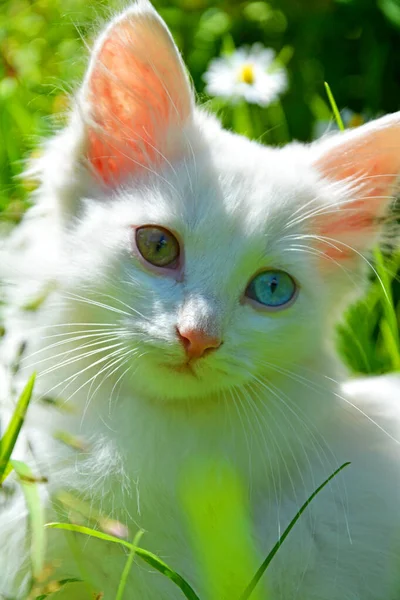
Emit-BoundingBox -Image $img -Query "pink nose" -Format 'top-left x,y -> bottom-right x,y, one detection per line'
177,327 -> 222,359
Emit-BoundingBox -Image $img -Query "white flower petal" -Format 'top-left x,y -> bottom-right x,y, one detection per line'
203,43 -> 288,107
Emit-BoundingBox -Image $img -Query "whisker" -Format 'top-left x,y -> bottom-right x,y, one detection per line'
259,357 -> 399,447
288,233 -> 391,303
241,384 -> 282,536
92,291 -> 151,322
285,193 -> 392,231
23,331 -> 128,362
61,292 -> 133,317
39,344 -> 133,404
229,387 -> 253,481
40,326 -> 123,340
38,341 -> 125,379
80,348 -> 136,424
31,337 -> 123,372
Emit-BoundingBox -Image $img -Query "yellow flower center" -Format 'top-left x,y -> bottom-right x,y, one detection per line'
238,64 -> 255,85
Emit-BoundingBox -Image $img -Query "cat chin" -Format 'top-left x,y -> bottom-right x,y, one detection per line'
127,357 -> 248,406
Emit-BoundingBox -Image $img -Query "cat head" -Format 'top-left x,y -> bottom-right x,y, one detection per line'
31,0 -> 400,404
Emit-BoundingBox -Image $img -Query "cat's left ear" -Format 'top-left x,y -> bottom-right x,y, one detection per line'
77,0 -> 194,186
310,112 -> 400,261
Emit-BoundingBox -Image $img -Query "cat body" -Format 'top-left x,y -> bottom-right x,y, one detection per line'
1,1 -> 400,598
3,363 -> 400,600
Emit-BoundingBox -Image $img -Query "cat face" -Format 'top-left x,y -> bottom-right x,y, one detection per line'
62,131 -> 331,402
33,0 -> 399,404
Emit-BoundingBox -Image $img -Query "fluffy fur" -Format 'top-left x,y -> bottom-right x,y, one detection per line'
1,1 -> 400,598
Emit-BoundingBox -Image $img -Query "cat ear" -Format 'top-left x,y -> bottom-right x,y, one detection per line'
311,112 -> 400,262
78,0 -> 194,185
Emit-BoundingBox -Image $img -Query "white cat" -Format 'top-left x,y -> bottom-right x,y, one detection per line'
1,1 -> 400,598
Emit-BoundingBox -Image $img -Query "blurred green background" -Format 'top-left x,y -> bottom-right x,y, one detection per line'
0,0 -> 399,373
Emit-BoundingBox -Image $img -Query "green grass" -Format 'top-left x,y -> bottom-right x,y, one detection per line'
43,462 -> 349,600
0,373 -> 36,483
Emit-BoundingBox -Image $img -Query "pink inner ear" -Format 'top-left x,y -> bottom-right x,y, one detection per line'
313,119 -> 400,263
315,207 -> 377,261
85,16 -> 191,185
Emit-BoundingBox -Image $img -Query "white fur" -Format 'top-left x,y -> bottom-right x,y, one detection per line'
1,2 -> 400,599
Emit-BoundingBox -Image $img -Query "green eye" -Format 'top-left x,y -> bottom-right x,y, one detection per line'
246,270 -> 297,309
135,226 -> 180,268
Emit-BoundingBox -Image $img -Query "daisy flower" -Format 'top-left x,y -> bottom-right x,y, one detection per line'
203,43 -> 288,107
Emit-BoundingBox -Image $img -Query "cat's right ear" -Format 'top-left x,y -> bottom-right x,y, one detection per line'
308,112 -> 400,265
75,0 -> 194,187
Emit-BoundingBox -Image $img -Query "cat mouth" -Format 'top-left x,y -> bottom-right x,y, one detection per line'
163,361 -> 198,377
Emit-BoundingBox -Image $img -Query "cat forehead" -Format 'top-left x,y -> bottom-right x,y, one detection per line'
109,128 -> 318,238
78,132 -> 320,285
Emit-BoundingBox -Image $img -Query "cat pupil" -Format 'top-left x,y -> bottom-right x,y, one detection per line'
156,236 -> 166,253
270,277 -> 278,294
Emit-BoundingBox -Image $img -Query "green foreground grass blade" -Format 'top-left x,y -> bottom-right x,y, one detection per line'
0,372 -> 36,483
12,459 -> 46,579
45,523 -> 201,600
239,462 -> 351,600
2,461 -> 14,481
374,248 -> 400,370
115,529 -> 144,600
324,82 -> 345,131
180,459 -> 265,600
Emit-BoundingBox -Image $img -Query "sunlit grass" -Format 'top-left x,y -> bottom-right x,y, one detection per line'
0,372 -> 36,483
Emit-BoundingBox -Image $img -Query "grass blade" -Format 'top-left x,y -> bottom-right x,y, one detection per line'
374,248 -> 400,370
239,462 -> 351,600
56,490 -> 129,538
45,523 -> 201,600
0,372 -> 36,483
12,459 -> 46,579
180,459 -> 265,600
324,82 -> 345,131
1,461 -> 14,482
115,529 -> 144,600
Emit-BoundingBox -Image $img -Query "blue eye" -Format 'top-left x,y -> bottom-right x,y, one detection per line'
246,270 -> 297,309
